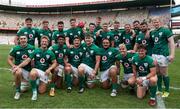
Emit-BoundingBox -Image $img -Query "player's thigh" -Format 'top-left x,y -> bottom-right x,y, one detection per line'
137,86 -> 147,99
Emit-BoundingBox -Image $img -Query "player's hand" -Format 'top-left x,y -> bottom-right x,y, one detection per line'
127,50 -> 135,53
12,65 -> 18,73
45,69 -> 51,76
136,78 -> 143,86
90,70 -> 96,79
168,55 -> 174,63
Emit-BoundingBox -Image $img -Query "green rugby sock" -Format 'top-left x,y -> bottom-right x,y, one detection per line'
50,83 -> 55,89
65,74 -> 72,87
16,86 -> 21,92
112,83 -> 117,90
30,80 -> 37,92
157,75 -> 162,92
149,85 -> 157,99
79,76 -> 85,89
163,75 -> 170,92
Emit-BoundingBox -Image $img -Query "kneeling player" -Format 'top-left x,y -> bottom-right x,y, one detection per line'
78,34 -> 101,93
116,44 -> 136,91
7,35 -> 35,100
64,37 -> 83,93
17,36 -> 57,100
129,45 -> 157,106
49,34 -> 67,96
99,38 -> 119,97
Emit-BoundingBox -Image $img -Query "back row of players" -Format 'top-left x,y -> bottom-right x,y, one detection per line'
8,17 -> 175,106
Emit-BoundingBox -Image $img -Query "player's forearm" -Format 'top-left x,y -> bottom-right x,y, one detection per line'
65,37 -> 70,47
94,56 -> 101,73
7,58 -> 15,67
48,61 -> 57,71
18,58 -> 31,68
169,37 -> 175,57
14,36 -> 19,45
133,43 -> 138,52
132,65 -> 137,77
146,67 -> 156,79
111,41 -> 114,47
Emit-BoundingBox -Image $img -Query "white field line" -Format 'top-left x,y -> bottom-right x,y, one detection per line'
156,94 -> 166,109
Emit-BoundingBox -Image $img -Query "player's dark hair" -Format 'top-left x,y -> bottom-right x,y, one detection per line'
96,16 -> 102,20
133,20 -> 140,24
140,22 -> 148,25
25,17 -> 32,22
58,21 -> 64,25
42,20 -> 49,24
89,23 -> 95,26
137,44 -> 147,50
114,20 -> 120,24
70,18 -> 76,22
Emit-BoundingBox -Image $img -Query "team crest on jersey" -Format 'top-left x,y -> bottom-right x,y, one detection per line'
63,49 -> 66,53
128,58 -> 132,62
102,56 -> 107,61
40,33 -> 43,36
125,39 -> 130,43
83,47 -> 86,50
90,50 -> 94,54
155,37 -> 159,42
152,35 -> 154,38
22,54 -> 28,59
86,52 -> 90,57
135,62 -> 138,65
28,50 -> 33,53
32,30 -> 35,34
139,66 -> 144,71
36,54 -> 40,57
57,34 -> 59,36
74,55 -> 79,59
70,33 -> 73,35
40,58 -> 45,63
74,35 -> 78,38
108,51 -> 112,56
78,31 -> 81,35
16,51 -> 20,54
70,51 -> 74,54
59,53 -> 63,58
138,38 -> 141,41
24,32 -> 28,35
46,55 -> 50,59
107,36 -> 110,39
118,33 -> 121,36
49,33 -> 51,36
79,52 -> 83,56
114,36 -> 119,40
29,34 -> 33,38
142,40 -> 147,45
124,63 -> 129,67
144,63 -> 148,67
159,32 -> 163,36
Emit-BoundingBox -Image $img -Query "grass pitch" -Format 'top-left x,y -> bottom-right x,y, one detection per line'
0,45 -> 180,108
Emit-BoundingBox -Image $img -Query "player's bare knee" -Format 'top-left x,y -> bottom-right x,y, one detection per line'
149,76 -> 157,85
128,77 -> 135,85
29,69 -> 37,80
65,66 -> 71,74
78,67 -> 84,76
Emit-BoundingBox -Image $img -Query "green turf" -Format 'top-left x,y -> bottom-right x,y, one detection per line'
0,45 -> 180,108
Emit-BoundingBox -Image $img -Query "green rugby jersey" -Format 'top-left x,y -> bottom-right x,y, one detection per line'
81,43 -> 101,68
100,47 -> 119,71
121,31 -> 135,50
17,27 -> 38,46
52,30 -> 66,44
9,44 -> 35,71
132,54 -> 155,77
110,29 -> 124,48
37,28 -> 52,47
96,31 -> 114,47
29,48 -> 56,71
49,44 -> 67,66
150,27 -> 173,56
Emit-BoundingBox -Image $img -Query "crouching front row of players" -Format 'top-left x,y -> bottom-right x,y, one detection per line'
7,34 -> 158,106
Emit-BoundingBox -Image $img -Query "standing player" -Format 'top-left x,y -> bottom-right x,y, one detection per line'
88,23 -> 96,43
14,17 -> 38,46
16,36 -> 57,100
133,20 -> 141,35
121,24 -> 136,50
99,38 -> 119,97
78,34 -> 101,93
129,45 -> 157,106
66,18 -> 84,48
116,44 -> 136,91
64,37 -> 83,93
52,21 -> 66,45
96,23 -> 114,47
38,20 -> 52,47
150,18 -> 175,97
48,34 -> 68,96
134,22 -> 153,56
110,21 -> 124,83
94,16 -> 102,33
7,35 -> 35,100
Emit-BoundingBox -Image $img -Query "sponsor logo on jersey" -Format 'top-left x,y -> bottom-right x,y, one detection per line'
118,33 -> 121,36
78,31 -> 81,35
86,52 -> 90,57
155,37 -> 158,43
159,32 -> 163,36
142,40 -> 147,45
49,33 -> 51,36
125,39 -> 130,43
22,54 -> 28,59
58,53 -> 63,58
79,52 -> 83,56
90,50 -> 94,54
28,50 -> 33,53
70,33 -> 73,35
139,66 -> 144,71
114,35 -> 119,40
29,34 -> 33,38
70,51 -> 74,54
40,58 -> 45,63
107,35 -> 110,39
102,56 -> 107,61
124,62 -> 129,67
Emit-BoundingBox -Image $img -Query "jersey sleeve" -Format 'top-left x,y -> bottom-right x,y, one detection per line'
164,28 -> 173,39
50,51 -> 56,61
17,29 -> 23,37
9,47 -> 16,57
95,46 -> 102,56
148,57 -> 155,68
29,49 -> 35,59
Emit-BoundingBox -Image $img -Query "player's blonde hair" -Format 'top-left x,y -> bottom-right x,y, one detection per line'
119,43 -> 127,51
